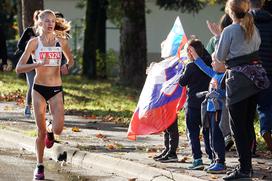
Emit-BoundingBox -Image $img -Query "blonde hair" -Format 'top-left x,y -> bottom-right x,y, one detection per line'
37,9 -> 71,39
225,0 -> 254,41
55,17 -> 71,39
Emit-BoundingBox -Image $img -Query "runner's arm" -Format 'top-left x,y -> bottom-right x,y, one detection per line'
15,38 -> 43,73
60,38 -> 74,69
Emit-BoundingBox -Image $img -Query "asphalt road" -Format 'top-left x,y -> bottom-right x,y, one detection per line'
0,139 -> 129,181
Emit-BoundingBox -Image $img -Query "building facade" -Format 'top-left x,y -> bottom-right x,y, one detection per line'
44,0 -> 224,61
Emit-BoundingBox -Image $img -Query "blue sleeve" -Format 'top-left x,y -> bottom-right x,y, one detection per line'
194,57 -> 215,78
218,75 -> 226,98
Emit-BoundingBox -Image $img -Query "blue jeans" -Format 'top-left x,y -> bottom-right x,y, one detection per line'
185,107 -> 212,160
257,74 -> 272,136
25,70 -> 35,106
207,111 -> 225,164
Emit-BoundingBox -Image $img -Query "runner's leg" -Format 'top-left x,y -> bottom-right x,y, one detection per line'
32,90 -> 47,164
48,92 -> 64,135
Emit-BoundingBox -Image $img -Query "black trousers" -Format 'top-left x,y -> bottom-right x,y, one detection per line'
228,95 -> 257,173
164,118 -> 179,154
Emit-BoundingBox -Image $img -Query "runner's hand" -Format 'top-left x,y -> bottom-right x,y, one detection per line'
61,64 -> 69,75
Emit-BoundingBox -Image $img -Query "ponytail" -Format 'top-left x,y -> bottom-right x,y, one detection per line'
55,17 -> 71,39
33,10 -> 42,35
240,12 -> 254,41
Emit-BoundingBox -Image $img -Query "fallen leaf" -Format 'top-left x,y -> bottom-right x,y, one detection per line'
210,175 -> 219,179
180,156 -> 188,163
96,133 -> 106,138
128,178 -> 137,181
106,144 -> 115,150
146,148 -> 157,153
71,127 -> 80,132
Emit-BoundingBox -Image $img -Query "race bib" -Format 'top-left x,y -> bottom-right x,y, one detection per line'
39,47 -> 62,66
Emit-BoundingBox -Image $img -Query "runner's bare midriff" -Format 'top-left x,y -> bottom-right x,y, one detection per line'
34,66 -> 62,86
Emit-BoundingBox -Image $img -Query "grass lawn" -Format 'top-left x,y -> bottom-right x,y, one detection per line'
0,71 -> 139,125
0,71 -> 267,151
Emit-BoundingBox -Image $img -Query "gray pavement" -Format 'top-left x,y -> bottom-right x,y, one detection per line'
0,138 -> 128,181
0,101 -> 272,181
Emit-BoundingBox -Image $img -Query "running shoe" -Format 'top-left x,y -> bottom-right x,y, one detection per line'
204,161 -> 215,171
153,149 -> 169,161
24,106 -> 31,118
45,120 -> 54,148
33,165 -> 45,180
157,152 -> 178,163
188,158 -> 204,170
206,163 -> 226,174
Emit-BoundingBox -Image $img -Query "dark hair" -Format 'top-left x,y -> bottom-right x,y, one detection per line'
249,0 -> 264,8
187,38 -> 205,57
55,11 -> 64,18
219,14 -> 232,31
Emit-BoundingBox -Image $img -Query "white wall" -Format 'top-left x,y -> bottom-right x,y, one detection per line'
44,0 -> 85,22
44,0 -> 225,61
146,1 -> 224,60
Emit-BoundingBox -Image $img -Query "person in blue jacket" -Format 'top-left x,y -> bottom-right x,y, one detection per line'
189,44 -> 227,174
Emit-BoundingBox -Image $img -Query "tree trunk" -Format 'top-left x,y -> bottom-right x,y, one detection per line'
17,0 -> 23,35
21,0 -> 43,29
95,0 -> 107,78
83,0 -> 98,79
120,0 -> 147,88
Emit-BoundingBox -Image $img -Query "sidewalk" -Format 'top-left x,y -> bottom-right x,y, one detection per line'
0,102 -> 271,181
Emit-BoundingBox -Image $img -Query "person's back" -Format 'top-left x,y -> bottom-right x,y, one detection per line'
216,24 -> 260,61
179,52 -> 211,108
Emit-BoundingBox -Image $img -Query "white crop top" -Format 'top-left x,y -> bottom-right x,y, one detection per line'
33,37 -> 62,66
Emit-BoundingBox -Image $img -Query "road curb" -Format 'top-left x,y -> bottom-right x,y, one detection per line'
0,128 -> 204,181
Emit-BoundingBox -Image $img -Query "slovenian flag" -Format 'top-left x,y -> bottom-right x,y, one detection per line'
127,17 -> 188,140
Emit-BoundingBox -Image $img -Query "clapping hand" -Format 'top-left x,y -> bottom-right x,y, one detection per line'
206,20 -> 221,37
